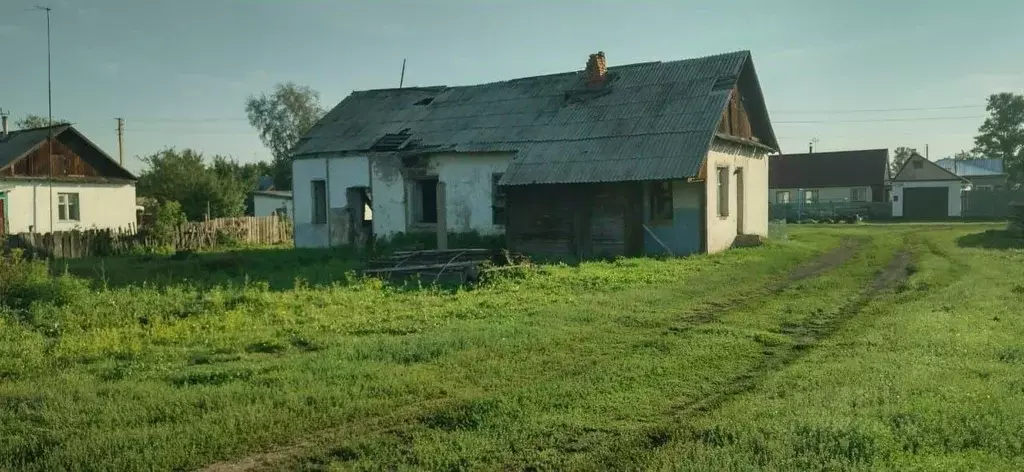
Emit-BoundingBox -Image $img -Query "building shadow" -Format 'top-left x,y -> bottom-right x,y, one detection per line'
955,230 -> 1024,250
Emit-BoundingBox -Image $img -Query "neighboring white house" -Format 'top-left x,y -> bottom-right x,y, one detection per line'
0,121 -> 137,235
891,152 -> 969,219
251,190 -> 293,219
289,50 -> 779,257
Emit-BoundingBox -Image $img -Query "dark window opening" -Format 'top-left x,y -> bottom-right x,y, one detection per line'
912,160 -> 924,169
370,128 -> 412,151
492,173 -> 506,225
413,178 -> 439,224
414,97 -> 434,106
311,180 -> 327,224
649,181 -> 673,221
717,167 -> 730,217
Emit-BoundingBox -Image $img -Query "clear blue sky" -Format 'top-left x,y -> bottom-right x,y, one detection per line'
2,0 -> 1022,174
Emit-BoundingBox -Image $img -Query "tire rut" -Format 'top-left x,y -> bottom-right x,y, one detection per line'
670,247 -> 912,418
681,237 -> 866,325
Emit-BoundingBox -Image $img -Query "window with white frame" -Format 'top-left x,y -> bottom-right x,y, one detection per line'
717,167 -> 730,217
850,187 -> 868,202
804,189 -> 819,203
776,191 -> 791,204
57,193 -> 80,221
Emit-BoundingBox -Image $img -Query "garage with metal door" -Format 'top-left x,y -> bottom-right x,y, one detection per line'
902,187 -> 950,219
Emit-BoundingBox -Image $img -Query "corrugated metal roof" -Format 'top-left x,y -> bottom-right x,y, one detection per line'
770,149 -> 889,188
934,158 -> 1004,177
292,50 -> 777,185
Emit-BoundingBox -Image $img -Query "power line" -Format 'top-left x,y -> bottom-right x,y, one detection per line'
776,115 -> 985,124
773,104 -> 984,114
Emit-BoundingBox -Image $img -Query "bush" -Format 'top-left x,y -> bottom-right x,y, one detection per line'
147,201 -> 188,246
0,250 -> 89,312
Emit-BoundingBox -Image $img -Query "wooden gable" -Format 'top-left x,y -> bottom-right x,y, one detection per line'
0,127 -> 134,181
717,86 -> 753,140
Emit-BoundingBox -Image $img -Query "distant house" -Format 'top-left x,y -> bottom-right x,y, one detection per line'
290,50 -> 778,257
251,190 -> 293,219
891,152 -> 969,219
769,149 -> 889,205
934,158 -> 1007,190
0,121 -> 137,235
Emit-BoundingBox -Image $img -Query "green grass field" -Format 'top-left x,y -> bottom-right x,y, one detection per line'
2,223 -> 1023,471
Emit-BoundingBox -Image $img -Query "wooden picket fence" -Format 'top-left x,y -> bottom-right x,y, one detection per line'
2,216 -> 292,259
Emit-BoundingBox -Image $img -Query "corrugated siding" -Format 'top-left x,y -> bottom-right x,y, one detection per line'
292,51 -> 755,185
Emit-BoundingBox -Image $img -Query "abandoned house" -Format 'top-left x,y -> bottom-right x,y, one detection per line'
290,50 -> 778,257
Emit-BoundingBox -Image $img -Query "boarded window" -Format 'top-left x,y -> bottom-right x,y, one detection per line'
492,173 -> 507,225
57,193 -> 80,221
717,167 -> 730,217
649,181 -> 673,221
850,187 -> 868,202
804,189 -> 819,203
311,180 -> 327,224
413,178 -> 439,224
776,191 -> 791,204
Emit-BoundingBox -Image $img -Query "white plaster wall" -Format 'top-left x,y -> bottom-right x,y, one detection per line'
891,181 -> 965,217
0,180 -> 136,233
253,195 -> 293,218
433,153 -> 512,235
769,186 -> 873,203
369,153 -> 514,239
704,148 -> 770,254
369,156 -> 407,238
292,155 -> 371,248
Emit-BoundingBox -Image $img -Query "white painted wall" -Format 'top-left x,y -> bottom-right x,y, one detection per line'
253,194 -> 293,218
704,147 -> 770,254
769,186 -> 873,203
369,152 -> 513,239
292,155 -> 371,248
891,181 -> 965,217
0,180 -> 136,233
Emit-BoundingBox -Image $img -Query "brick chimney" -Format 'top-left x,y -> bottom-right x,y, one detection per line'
0,109 -> 8,139
585,51 -> 607,87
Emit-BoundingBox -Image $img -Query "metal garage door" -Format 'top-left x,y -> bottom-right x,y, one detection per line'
903,187 -> 949,219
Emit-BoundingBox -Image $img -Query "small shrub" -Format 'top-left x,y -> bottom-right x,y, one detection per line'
0,250 -> 89,312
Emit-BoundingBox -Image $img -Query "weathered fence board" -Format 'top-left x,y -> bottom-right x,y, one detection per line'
3,216 -> 292,259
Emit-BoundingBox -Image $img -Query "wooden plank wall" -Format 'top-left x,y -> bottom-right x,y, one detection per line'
506,183 -> 636,260
0,138 -> 102,178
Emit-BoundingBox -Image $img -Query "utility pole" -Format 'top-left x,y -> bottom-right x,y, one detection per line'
925,144 -> 929,160
36,6 -> 53,233
116,118 -> 124,166
399,58 -> 406,88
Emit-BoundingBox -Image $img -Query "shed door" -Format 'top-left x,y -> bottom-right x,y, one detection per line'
903,187 -> 949,219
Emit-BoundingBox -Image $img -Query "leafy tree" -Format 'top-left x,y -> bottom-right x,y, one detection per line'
136,148 -> 248,221
15,114 -> 70,129
148,201 -> 187,247
245,82 -> 325,190
973,92 -> 1024,183
890,146 -> 918,176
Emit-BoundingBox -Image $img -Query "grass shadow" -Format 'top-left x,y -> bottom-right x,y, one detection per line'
955,230 -> 1024,250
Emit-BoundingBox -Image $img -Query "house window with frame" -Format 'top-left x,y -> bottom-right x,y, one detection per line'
717,167 -> 730,217
311,180 -> 327,224
776,191 -> 791,204
649,181 -> 673,221
850,187 -> 868,202
492,173 -> 507,225
57,193 -> 80,221
804,189 -> 819,204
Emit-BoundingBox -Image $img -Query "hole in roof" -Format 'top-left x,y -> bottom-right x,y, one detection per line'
712,75 -> 736,91
414,97 -> 434,106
